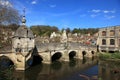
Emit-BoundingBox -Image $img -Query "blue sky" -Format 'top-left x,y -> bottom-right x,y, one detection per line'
11,0 -> 120,29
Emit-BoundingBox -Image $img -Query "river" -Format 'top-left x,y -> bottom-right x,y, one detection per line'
0,57 -> 120,80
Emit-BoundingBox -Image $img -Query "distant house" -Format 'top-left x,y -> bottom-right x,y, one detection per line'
97,26 -> 120,52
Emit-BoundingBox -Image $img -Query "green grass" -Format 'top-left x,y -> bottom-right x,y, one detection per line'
99,52 -> 120,60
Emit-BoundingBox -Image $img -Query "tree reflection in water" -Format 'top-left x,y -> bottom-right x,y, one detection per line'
99,60 -> 120,80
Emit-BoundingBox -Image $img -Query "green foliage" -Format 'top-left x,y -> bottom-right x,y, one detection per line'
31,25 -> 99,37
99,53 -> 120,60
0,66 -> 14,80
30,25 -> 59,36
99,53 -> 111,60
72,28 -> 98,35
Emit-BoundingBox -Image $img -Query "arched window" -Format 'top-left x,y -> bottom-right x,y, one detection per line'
110,39 -> 115,45
102,31 -> 106,36
102,39 -> 106,45
110,30 -> 115,36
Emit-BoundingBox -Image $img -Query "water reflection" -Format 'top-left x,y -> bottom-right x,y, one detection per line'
99,60 -> 120,80
51,61 -> 62,70
0,57 -> 99,80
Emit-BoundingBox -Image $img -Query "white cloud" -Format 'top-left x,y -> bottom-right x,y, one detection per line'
103,10 -> 116,14
103,10 -> 110,13
31,0 -> 37,4
90,14 -> 98,18
89,9 -> 116,14
50,4 -> 56,8
104,15 -> 115,19
0,0 -> 12,7
89,9 -> 101,13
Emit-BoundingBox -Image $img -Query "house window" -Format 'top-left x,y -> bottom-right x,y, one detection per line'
102,39 -> 106,45
110,39 -> 115,45
110,30 -> 115,36
102,31 -> 106,36
18,37 -> 21,39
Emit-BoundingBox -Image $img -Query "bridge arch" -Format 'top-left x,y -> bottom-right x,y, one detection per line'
82,51 -> 87,57
69,51 -> 76,59
51,52 -> 62,62
31,55 -> 43,65
0,55 -> 14,68
91,51 -> 95,54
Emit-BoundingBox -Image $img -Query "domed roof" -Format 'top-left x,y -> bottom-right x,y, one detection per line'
14,9 -> 34,38
14,26 -> 34,38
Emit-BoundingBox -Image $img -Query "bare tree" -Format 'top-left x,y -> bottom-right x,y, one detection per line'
0,0 -> 21,25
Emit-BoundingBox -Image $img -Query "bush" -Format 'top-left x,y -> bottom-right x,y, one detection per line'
99,52 -> 120,60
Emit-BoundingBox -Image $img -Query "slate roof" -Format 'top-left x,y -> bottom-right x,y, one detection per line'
14,25 -> 34,38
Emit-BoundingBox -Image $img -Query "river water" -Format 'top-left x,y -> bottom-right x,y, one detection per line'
0,57 -> 120,80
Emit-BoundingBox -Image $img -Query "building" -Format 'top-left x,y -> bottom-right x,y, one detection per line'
12,11 -> 35,56
97,26 -> 120,52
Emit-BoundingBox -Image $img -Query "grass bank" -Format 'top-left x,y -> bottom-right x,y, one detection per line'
99,52 -> 120,61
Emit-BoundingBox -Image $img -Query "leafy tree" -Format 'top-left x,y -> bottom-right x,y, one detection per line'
30,25 -> 59,37
72,28 -> 80,33
0,0 -> 21,25
66,28 -> 71,34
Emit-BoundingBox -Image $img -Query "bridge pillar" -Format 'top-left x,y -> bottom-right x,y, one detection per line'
15,54 -> 30,70
41,52 -> 51,64
61,50 -> 69,61
77,50 -> 83,59
85,51 -> 92,58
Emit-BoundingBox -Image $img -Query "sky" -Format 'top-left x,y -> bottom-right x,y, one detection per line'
2,0 -> 120,29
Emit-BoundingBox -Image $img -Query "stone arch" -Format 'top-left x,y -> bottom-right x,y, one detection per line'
91,51 -> 95,54
51,52 -> 62,62
69,51 -> 76,60
82,51 -> 87,57
0,55 -> 14,68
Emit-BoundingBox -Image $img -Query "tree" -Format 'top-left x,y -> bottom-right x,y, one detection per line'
30,25 -> 59,37
0,0 -> 21,25
72,28 -> 80,33
66,28 -> 71,34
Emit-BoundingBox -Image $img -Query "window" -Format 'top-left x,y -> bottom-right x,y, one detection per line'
110,30 -> 115,36
110,39 -> 115,45
102,31 -> 106,36
102,39 -> 106,45
18,37 -> 21,39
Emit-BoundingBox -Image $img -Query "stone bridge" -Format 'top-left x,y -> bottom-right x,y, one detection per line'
0,13 -> 97,70
35,42 -> 97,64
0,42 -> 97,70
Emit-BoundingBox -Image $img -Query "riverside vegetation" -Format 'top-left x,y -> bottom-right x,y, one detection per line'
99,52 -> 120,60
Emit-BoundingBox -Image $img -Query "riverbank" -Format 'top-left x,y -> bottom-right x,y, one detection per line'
98,52 -> 120,61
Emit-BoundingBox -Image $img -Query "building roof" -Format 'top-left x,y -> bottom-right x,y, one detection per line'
14,9 -> 34,38
14,25 -> 34,38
